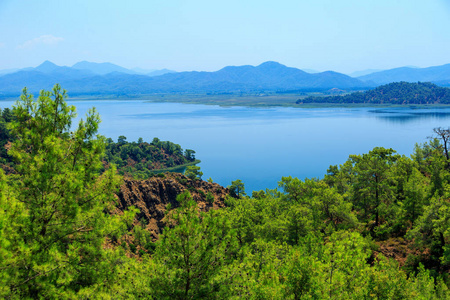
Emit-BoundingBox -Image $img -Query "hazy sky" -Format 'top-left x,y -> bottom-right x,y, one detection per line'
0,0 -> 449,73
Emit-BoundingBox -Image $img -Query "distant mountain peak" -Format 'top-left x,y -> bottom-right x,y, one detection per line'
39,60 -> 57,66
258,61 -> 285,68
35,60 -> 60,73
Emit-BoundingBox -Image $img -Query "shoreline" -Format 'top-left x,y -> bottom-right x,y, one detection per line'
3,94 -> 450,109
151,159 -> 201,174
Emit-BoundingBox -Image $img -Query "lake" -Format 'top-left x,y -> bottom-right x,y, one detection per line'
2,99 -> 450,192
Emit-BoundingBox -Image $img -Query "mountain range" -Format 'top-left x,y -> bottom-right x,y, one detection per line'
356,64 -> 450,85
0,61 -> 449,98
0,61 -> 369,97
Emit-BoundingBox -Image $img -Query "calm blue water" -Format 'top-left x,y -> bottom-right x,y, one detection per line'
2,99 -> 450,192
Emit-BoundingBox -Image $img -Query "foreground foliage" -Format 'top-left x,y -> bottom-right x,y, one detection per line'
0,86 -> 135,298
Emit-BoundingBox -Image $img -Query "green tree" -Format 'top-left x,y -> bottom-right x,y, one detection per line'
282,242 -> 322,299
223,195 -> 261,246
279,177 -> 357,242
184,165 -> 203,180
184,149 -> 196,161
350,147 -> 400,229
206,191 -> 215,204
324,159 -> 356,199
433,127 -> 450,162
412,139 -> 450,197
152,191 -> 237,298
0,85 -> 135,298
223,239 -> 288,298
401,167 -> 430,224
118,135 -> 127,144
229,179 -> 246,198
407,191 -> 450,271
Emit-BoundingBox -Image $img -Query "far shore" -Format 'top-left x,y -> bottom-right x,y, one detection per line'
3,93 -> 450,109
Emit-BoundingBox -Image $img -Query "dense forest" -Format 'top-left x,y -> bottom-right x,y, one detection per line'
1,85 -> 450,298
297,81 -> 450,105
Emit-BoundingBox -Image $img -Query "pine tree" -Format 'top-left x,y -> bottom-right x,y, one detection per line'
0,85 -> 134,298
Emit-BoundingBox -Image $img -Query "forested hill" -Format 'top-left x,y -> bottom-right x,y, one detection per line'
104,136 -> 199,179
296,81 -> 450,104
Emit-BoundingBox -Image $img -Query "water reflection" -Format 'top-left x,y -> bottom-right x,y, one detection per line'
369,109 -> 450,124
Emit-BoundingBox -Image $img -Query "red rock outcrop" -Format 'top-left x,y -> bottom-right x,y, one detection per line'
116,172 -> 229,240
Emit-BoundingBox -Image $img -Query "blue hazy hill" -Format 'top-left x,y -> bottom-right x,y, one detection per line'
358,64 -> 450,86
0,61 -> 375,97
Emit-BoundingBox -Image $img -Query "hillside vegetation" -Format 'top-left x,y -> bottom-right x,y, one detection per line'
1,85 -> 450,298
297,81 -> 450,105
104,136 -> 199,179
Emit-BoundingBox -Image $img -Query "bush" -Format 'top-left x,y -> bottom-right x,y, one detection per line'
177,177 -> 188,185
185,165 -> 203,180
206,192 -> 214,204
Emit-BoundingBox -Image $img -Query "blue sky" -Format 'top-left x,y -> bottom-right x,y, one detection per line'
0,0 -> 449,73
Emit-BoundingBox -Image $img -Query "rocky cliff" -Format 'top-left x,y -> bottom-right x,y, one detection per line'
116,172 -> 229,240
